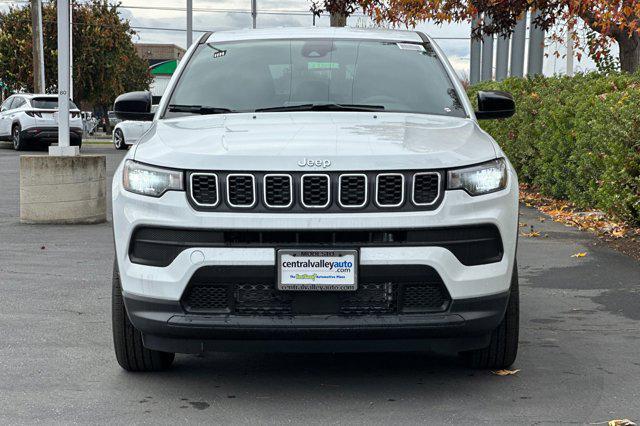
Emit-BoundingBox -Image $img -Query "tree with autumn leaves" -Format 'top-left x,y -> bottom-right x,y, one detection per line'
0,0 -> 150,110
317,0 -> 640,73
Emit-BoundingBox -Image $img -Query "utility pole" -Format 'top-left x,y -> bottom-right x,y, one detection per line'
251,0 -> 257,29
186,0 -> 193,46
30,0 -> 45,93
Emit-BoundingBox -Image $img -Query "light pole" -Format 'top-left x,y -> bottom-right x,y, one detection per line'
251,0 -> 257,28
186,0 -> 193,46
69,1 -> 73,100
51,0 -> 76,156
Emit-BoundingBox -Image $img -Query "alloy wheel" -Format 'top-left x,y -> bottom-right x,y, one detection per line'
12,127 -> 20,150
114,130 -> 123,149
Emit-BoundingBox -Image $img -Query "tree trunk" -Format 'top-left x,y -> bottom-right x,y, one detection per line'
330,12 -> 347,27
617,32 -> 640,73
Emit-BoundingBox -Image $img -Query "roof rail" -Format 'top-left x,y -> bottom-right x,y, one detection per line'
198,32 -> 213,45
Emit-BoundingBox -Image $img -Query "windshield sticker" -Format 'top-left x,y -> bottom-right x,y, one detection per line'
210,46 -> 227,59
308,61 -> 339,70
397,43 -> 426,52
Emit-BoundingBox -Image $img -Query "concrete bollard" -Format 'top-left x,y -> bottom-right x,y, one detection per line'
20,155 -> 107,224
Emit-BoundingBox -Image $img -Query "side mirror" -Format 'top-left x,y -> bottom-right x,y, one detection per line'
113,91 -> 154,121
475,91 -> 515,120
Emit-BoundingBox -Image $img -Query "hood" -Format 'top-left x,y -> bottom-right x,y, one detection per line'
133,112 -> 497,171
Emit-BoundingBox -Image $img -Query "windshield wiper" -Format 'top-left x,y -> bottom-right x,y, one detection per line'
255,103 -> 385,112
168,104 -> 236,115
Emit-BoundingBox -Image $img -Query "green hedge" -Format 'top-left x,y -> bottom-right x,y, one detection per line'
468,74 -> 640,225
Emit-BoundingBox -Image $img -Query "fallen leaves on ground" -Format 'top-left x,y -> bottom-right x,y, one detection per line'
591,420 -> 637,426
521,231 -> 540,238
520,185 -> 639,240
571,252 -> 587,258
491,369 -> 520,376
607,420 -> 636,426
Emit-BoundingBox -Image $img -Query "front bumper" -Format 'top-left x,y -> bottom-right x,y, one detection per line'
125,290 -> 509,354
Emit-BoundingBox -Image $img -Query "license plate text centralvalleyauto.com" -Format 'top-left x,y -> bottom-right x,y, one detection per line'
277,250 -> 358,291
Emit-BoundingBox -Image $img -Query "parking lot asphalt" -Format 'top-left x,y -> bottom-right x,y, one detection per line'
1,143 -> 639,425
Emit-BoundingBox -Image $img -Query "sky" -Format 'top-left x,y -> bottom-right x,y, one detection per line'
0,0 -> 602,77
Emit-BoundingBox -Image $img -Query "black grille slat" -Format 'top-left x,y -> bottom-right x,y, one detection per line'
235,283 -> 293,315
191,174 -> 218,206
179,268 -> 451,316
182,285 -> 229,313
376,174 -> 404,207
301,175 -> 330,208
413,173 -> 440,205
339,283 -> 396,315
402,283 -> 448,312
339,175 -> 367,207
264,175 -> 292,207
227,175 -> 255,207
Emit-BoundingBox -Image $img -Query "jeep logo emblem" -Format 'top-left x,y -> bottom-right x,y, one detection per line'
298,158 -> 331,168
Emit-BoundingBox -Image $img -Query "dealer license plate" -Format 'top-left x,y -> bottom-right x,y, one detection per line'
277,250 -> 358,291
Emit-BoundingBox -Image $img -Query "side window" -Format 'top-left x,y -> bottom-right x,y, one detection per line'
1,97 -> 14,111
12,98 -> 25,109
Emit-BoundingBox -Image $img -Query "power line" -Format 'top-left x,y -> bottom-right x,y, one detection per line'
0,1 -> 474,41
0,0 -> 321,15
118,4 -> 319,16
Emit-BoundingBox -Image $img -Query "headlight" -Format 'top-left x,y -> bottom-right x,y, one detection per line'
123,160 -> 183,197
447,158 -> 508,196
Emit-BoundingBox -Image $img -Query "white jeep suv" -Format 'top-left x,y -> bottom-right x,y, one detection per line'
0,94 -> 83,150
111,27 -> 519,372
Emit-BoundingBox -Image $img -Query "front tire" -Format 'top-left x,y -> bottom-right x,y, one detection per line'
462,262 -> 519,369
113,129 -> 127,150
12,124 -> 26,151
112,260 -> 175,372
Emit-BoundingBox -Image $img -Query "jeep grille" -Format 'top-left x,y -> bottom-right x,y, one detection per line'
188,170 -> 443,213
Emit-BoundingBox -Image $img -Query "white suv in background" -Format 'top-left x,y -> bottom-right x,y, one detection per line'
111,27 -> 520,372
0,94 -> 83,150
112,106 -> 156,150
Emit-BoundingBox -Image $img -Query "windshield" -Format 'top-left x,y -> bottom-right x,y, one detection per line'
164,39 -> 466,118
31,97 -> 79,110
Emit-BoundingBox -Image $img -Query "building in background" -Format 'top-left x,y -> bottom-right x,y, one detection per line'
134,43 -> 186,66
134,43 -> 186,101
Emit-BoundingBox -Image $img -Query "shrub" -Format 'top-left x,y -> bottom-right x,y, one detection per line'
468,73 -> 640,225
